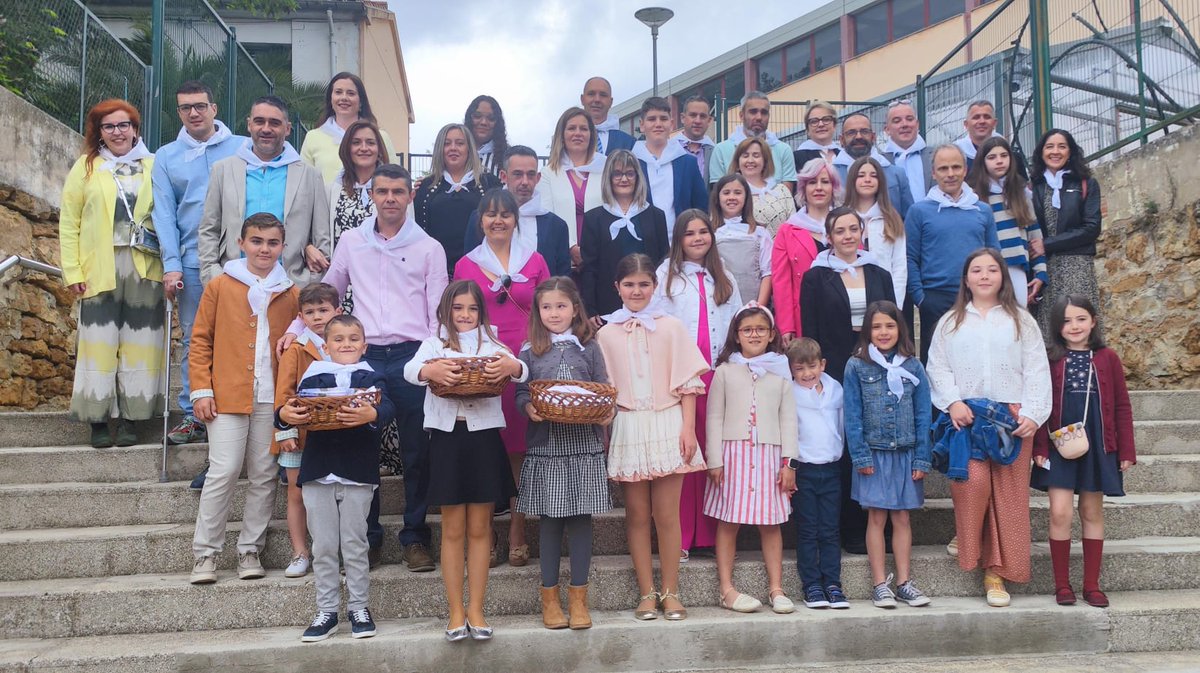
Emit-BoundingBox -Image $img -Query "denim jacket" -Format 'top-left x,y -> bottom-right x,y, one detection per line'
843,355 -> 933,472
931,398 -> 1022,481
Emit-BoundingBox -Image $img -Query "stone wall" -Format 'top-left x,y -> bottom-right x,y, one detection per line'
1093,124 -> 1200,390
0,88 -> 83,410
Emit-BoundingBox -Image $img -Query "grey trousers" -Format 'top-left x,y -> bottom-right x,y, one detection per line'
302,481 -> 377,613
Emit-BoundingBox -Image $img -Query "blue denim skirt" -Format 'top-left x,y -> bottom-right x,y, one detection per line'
851,448 -> 925,511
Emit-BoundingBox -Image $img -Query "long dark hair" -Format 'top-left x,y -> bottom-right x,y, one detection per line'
435,279 -> 497,354
843,156 -> 904,243
1046,294 -> 1105,361
663,209 -> 735,306
526,277 -> 595,356
853,300 -> 915,361
1031,128 -> 1091,182
464,95 -> 508,166
319,72 -> 376,125
338,120 -> 387,196
709,174 -> 757,231
715,305 -> 782,366
943,248 -> 1024,338
967,136 -> 1035,229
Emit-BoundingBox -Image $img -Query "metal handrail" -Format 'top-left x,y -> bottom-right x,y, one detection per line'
0,255 -> 62,278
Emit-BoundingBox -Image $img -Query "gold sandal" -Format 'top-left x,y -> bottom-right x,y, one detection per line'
634,591 -> 659,620
508,544 -> 530,567
659,590 -> 687,621
984,570 -> 1010,607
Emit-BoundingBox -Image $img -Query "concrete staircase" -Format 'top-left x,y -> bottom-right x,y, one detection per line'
0,391 -> 1198,671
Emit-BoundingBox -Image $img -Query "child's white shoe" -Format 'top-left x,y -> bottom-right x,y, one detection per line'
285,555 -> 311,578
719,589 -> 762,613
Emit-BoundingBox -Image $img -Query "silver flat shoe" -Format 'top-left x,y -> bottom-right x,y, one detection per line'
634,591 -> 659,620
466,619 -> 493,640
659,590 -> 687,621
445,623 -> 469,642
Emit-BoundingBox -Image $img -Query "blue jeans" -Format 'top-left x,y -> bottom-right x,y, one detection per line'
176,267 -> 203,415
365,342 -> 430,548
793,461 -> 842,588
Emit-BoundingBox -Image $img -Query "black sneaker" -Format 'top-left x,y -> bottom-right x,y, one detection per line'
189,463 -> 208,491
368,546 -> 382,570
301,611 -> 339,642
349,607 -> 377,639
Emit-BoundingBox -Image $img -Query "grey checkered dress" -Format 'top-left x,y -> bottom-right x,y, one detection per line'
516,341 -> 612,517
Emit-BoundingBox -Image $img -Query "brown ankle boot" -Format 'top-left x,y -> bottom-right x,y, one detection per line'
568,584 -> 592,629
541,586 -> 568,629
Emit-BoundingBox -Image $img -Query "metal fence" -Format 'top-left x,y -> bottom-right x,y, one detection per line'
2,0 -> 149,136
405,153 -> 550,179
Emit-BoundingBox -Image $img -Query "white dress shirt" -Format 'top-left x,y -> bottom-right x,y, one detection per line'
653,260 -> 743,364
794,373 -> 844,464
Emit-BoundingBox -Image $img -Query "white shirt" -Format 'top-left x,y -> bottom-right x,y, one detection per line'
402,335 -> 529,432
252,313 -> 273,404
926,303 -> 1052,425
632,140 -> 686,232
653,260 -> 743,364
858,203 -> 907,307
793,374 -> 844,464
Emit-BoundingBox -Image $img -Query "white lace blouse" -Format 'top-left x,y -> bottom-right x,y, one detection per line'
926,303 -> 1052,425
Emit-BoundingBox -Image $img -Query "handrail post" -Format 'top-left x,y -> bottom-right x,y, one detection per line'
1029,0 -> 1053,137
226,27 -> 238,126
78,11 -> 88,134
993,59 -> 1007,136
915,75 -> 926,135
148,0 -> 165,150
1133,0 -> 1148,146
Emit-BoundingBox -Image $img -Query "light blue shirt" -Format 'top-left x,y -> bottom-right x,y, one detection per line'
894,148 -> 927,207
151,131 -> 247,273
245,157 -> 288,224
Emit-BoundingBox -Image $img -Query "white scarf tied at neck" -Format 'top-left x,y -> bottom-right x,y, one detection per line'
1043,169 -> 1070,209
594,114 -> 620,133
476,140 -> 494,157
747,177 -> 778,198
444,170 -> 474,193
603,201 -> 647,241
297,328 -> 331,361
729,126 -> 781,146
884,134 -> 927,161
440,325 -> 501,355
516,192 -> 548,249
98,138 -> 152,172
796,139 -> 841,153
784,208 -> 828,244
926,184 -> 981,212
678,134 -> 714,149
729,352 -> 792,381
237,139 -> 301,171
832,147 -> 893,167
810,248 -> 877,278
868,344 -> 921,401
603,299 -> 668,332
222,258 -> 293,316
719,216 -> 751,237
989,177 -> 1006,195
177,120 -> 232,163
562,151 -> 607,181
302,360 -> 373,389
319,117 -> 349,144
357,214 -> 428,253
465,235 -> 535,292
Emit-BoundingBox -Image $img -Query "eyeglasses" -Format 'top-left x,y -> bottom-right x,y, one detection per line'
611,171 -> 638,182
841,128 -> 873,138
807,115 -> 836,127
887,98 -> 913,108
177,103 -> 211,114
495,275 -> 513,305
100,121 -> 134,134
738,326 -> 771,336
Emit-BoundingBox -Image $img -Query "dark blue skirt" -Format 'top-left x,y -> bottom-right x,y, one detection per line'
1031,361 -> 1124,496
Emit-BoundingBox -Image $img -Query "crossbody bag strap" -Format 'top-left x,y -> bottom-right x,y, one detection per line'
1081,355 -> 1093,422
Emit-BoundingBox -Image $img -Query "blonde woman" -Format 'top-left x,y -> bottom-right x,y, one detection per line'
413,123 -> 501,273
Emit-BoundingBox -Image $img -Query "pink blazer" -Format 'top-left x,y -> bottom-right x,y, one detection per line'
770,224 -> 820,337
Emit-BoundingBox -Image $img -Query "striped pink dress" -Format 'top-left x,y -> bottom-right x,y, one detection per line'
702,375 -> 793,525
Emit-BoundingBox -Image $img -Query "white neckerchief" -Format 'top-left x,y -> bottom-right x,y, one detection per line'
832,147 -> 892,167
358,215 -> 428,253
176,121 -> 232,163
678,134 -> 714,149
98,138 -> 152,172
603,298 -> 668,332
989,176 -> 1006,195
302,360 -> 373,389
516,193 -> 548,250
296,328 -> 331,361
796,139 -> 841,153
524,331 -> 585,352
440,324 -> 501,355
222,258 -> 293,316
476,140 -> 494,157
858,201 -> 882,223
1043,169 -> 1070,209
632,138 -> 687,168
561,151 -> 607,180
465,236 -> 535,292
954,132 -> 1003,161
718,216 -> 751,238
334,170 -> 373,207
728,125 -> 780,146
319,117 -> 350,144
810,248 -> 877,278
443,170 -> 474,193
237,139 -> 301,171
867,344 -> 921,401
603,201 -> 647,241
594,114 -> 620,133
884,134 -> 927,161
746,177 -> 778,198
729,352 -> 792,381
926,183 -> 981,211
783,208 -> 827,244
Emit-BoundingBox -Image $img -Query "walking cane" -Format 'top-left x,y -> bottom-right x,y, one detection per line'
160,298 -> 174,483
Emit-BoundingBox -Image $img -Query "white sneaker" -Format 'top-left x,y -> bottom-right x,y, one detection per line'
238,551 -> 265,579
190,555 -> 217,584
285,555 -> 311,578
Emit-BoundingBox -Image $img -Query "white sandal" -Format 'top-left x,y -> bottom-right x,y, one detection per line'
719,588 -> 762,613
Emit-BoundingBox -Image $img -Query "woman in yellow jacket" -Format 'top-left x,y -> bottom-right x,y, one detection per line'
60,99 -> 165,448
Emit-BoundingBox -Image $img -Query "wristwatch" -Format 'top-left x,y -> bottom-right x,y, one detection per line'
782,458 -> 801,470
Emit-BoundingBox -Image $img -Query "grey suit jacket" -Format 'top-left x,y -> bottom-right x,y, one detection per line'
197,155 -> 331,286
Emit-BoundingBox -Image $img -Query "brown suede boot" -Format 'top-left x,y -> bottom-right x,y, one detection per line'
568,584 -> 592,630
541,586 -> 568,629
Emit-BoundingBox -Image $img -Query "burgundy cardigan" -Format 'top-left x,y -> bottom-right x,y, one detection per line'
1033,347 -> 1136,464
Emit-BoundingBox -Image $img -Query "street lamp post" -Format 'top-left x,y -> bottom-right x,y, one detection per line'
635,7 -> 674,97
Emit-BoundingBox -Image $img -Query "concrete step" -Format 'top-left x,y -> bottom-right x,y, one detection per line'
0,586 -> 1196,664
0,443 -> 211,485
0,412 -> 182,449
1135,420 -> 1200,455
0,476 -> 404,530
683,652 -> 1200,673
1129,390 -> 1200,421
0,538 -> 1196,634
922,453 -> 1200,498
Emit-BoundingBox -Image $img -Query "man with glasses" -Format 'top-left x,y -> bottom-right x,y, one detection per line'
708,91 -> 797,192
198,95 -> 330,286
154,81 -> 247,450
832,112 -> 913,216
883,100 -> 933,207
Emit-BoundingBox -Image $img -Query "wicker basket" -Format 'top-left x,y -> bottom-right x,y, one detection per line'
529,379 -> 617,425
294,390 -> 382,431
428,356 -> 508,399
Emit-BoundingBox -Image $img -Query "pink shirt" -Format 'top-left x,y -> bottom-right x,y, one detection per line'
322,224 -> 448,344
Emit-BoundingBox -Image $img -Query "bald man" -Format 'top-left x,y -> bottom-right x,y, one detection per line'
581,76 -> 635,154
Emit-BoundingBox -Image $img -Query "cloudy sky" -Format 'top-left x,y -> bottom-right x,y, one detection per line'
388,0 -> 828,155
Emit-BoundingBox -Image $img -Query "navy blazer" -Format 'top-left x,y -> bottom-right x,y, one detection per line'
579,204 -> 669,317
799,263 -> 896,385
639,155 -> 709,235
833,160 -> 914,219
602,129 -> 636,154
463,209 -> 573,277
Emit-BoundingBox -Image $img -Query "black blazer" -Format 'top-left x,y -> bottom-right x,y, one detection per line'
1031,175 -> 1101,257
464,210 -> 573,277
800,263 -> 896,384
413,172 -> 502,274
579,205 -> 669,318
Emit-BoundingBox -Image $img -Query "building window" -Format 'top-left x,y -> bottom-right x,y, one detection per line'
811,24 -> 841,73
892,0 -> 926,40
928,0 -> 962,24
784,41 -> 811,83
682,67 -> 745,107
854,3 -> 889,55
756,49 -> 784,92
725,66 -> 746,102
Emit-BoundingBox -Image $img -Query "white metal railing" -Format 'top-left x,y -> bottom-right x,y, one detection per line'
0,255 -> 62,279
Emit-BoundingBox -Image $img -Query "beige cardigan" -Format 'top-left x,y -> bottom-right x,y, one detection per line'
705,362 -> 799,468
